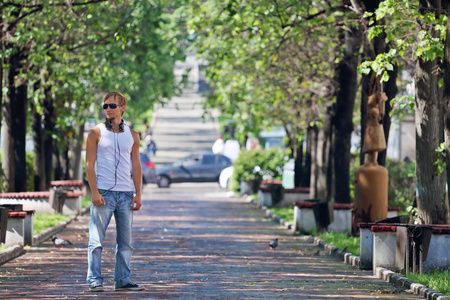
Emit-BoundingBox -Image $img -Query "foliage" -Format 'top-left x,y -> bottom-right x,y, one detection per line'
390,96 -> 415,118
33,213 -> 70,234
179,0 -> 340,150
231,148 -> 289,192
1,0 -> 185,190
319,232 -> 360,256
360,0 -> 446,83
433,143 -> 446,177
385,158 -> 415,213
407,270 -> 450,296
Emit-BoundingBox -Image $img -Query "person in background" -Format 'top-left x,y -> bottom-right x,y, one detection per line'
212,135 -> 224,154
223,137 -> 240,161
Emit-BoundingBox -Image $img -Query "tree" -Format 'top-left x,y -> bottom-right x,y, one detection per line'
1,0 -> 184,191
361,0 -> 448,223
414,0 -> 446,224
333,1 -> 363,203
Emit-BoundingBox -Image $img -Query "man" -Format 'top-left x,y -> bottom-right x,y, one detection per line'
85,92 -> 144,292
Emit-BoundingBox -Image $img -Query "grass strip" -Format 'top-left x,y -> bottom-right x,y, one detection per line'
318,231 -> 360,256
407,270 -> 450,296
34,213 -> 71,234
269,207 -> 294,225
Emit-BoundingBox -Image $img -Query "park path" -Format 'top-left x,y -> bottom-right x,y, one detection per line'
0,88 -> 423,299
0,183 -> 422,299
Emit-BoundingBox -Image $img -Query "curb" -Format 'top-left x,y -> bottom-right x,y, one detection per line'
244,194 -> 450,300
0,206 -> 90,266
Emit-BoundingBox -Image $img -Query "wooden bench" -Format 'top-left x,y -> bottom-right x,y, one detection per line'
0,191 -> 83,215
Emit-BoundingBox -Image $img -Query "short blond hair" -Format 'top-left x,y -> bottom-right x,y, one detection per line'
103,92 -> 128,106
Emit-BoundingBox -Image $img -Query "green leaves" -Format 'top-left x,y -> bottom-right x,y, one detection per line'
180,0 -> 339,144
357,49 -> 397,82
433,143 -> 446,177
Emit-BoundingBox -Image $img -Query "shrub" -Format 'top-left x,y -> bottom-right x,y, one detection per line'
385,158 -> 415,213
231,147 -> 289,192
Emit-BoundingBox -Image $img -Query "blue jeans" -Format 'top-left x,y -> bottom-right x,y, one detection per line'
87,190 -> 134,287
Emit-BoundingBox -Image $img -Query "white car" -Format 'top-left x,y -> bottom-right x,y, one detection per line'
219,166 -> 234,189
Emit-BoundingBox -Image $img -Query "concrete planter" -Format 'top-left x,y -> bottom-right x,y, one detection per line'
240,180 -> 260,195
360,224 -> 450,273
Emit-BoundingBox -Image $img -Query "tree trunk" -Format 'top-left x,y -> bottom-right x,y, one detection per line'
377,65 -> 398,166
61,135 -> 70,179
316,106 -> 332,200
53,144 -> 63,181
13,82 -> 28,191
309,125 -> 318,199
294,143 -> 303,187
0,12 -> 3,180
302,127 -> 312,187
69,123 -> 85,180
443,1 -> 450,223
333,22 -> 362,203
31,99 -> 46,191
360,72 -> 371,166
415,0 -> 446,224
327,108 -> 335,202
43,87 -> 55,188
2,53 -> 17,191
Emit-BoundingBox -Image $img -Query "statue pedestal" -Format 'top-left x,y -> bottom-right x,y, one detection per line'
353,162 -> 388,235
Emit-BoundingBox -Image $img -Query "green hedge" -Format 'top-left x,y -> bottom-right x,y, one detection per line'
231,147 -> 289,192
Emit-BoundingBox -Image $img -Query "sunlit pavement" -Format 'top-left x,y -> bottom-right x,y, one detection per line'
0,87 -> 424,299
0,182 -> 422,299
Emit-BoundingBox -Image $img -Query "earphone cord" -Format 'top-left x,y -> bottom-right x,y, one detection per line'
107,126 -> 121,192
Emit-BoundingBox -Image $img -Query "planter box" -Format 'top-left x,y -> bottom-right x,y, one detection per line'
4,211 -> 30,247
0,192 -> 54,214
362,224 -> 450,273
258,185 -> 310,208
372,225 -> 397,272
294,202 -> 352,233
0,191 -> 82,216
240,180 -> 261,195
294,203 -> 401,235
282,187 -> 310,206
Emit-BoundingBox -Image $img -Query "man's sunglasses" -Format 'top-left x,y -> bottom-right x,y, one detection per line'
103,103 -> 121,109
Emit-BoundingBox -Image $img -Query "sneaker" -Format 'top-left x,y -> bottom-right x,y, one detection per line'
115,283 -> 145,291
89,283 -> 105,292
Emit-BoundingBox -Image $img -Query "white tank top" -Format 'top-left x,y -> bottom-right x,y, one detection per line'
96,123 -> 135,191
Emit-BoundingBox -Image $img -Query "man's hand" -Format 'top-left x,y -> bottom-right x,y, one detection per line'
92,193 -> 105,207
131,195 -> 142,211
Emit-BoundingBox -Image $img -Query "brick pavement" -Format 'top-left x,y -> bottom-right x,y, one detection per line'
0,183 -> 424,299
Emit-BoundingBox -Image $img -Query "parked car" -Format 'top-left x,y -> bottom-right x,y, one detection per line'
156,152 -> 232,188
140,152 -> 157,184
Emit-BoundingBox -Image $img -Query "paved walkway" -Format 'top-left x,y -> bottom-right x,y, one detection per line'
0,183 -> 422,299
150,91 -> 219,167
0,88 -> 427,299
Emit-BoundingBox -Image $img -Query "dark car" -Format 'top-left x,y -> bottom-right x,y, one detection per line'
140,152 -> 157,184
155,152 -> 232,188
